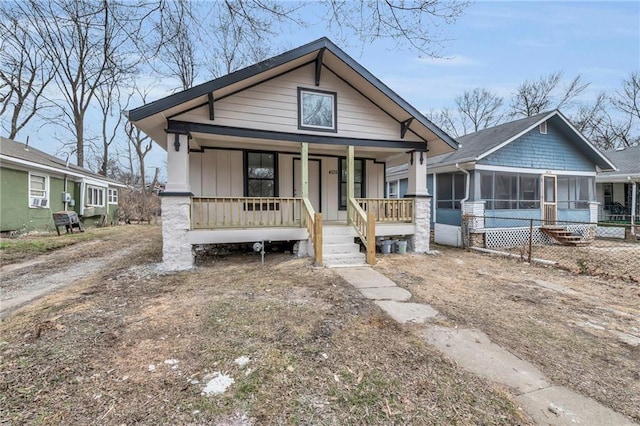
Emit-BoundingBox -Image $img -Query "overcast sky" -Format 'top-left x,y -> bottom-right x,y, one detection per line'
17,1 -> 640,181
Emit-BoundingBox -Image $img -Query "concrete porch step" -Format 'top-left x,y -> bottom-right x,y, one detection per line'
323,242 -> 361,255
323,252 -> 367,268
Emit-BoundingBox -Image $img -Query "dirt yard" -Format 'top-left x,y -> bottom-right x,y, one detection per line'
1,226 -> 638,424
375,246 -> 640,422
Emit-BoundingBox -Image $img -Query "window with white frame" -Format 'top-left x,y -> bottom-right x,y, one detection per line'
87,185 -> 105,207
298,88 -> 337,132
29,173 -> 49,208
108,188 -> 118,204
436,173 -> 466,209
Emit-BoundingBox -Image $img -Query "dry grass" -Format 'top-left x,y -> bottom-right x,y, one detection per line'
0,227 -> 529,425
375,246 -> 640,422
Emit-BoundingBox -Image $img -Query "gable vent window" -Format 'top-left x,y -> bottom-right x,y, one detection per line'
539,121 -> 548,134
298,88 -> 337,132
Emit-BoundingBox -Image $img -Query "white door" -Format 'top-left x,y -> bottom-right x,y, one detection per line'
294,158 -> 321,213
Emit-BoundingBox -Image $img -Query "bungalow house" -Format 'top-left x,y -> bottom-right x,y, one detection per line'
386,110 -> 616,247
127,37 -> 458,270
596,144 -> 639,225
0,137 -> 125,234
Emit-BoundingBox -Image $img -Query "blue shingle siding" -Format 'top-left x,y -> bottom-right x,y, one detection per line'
558,209 -> 590,222
480,122 -> 594,171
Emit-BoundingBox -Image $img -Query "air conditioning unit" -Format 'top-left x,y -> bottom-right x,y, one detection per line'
40,198 -> 48,207
29,197 -> 48,208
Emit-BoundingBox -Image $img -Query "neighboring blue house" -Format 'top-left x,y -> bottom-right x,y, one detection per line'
388,110 -> 616,246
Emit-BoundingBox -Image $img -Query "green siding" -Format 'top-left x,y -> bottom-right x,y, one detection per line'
0,167 -> 68,232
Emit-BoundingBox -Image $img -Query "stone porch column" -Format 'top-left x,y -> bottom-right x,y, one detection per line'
160,133 -> 194,270
405,150 -> 431,253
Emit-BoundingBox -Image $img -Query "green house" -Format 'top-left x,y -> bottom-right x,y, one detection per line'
0,137 -> 125,234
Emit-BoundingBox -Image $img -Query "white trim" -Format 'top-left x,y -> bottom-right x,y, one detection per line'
474,163 -> 597,176
86,185 -> 106,207
108,188 -> 119,204
539,121 -> 547,134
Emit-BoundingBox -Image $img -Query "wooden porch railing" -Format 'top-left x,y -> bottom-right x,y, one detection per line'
302,198 -> 323,266
191,197 -> 302,228
348,198 -> 375,265
356,198 -> 414,222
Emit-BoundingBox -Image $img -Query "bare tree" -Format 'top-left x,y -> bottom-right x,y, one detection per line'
321,0 -> 470,56
612,71 -> 640,123
14,0 -> 140,167
0,2 -> 56,139
425,108 -> 462,137
95,69 -> 128,176
455,88 -> 504,133
510,71 -> 589,117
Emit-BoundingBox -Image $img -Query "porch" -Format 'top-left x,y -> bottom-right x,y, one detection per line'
187,196 -> 417,265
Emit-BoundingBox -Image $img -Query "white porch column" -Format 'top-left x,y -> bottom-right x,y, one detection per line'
160,132 -> 193,270
406,150 -> 429,197
405,150 -> 431,253
632,181 -> 637,235
165,133 -> 191,193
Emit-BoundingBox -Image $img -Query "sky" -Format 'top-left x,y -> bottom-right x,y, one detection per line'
9,1 -> 640,181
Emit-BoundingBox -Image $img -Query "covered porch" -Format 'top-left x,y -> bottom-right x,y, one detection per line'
165,130 -> 432,267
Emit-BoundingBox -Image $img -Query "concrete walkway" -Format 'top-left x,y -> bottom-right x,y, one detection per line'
333,266 -> 636,426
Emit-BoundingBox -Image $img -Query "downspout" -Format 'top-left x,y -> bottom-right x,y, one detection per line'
64,176 -> 68,211
631,178 -> 637,235
456,163 -> 471,209
80,180 -> 85,217
456,163 -> 471,247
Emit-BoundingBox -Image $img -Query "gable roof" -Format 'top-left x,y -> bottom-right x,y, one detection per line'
597,144 -> 640,181
128,37 -> 458,155
427,110 -> 615,170
0,137 -> 124,186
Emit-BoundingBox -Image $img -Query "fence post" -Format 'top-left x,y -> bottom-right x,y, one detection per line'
528,219 -> 533,263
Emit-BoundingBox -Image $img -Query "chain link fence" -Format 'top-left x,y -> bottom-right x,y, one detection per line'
462,215 -> 640,281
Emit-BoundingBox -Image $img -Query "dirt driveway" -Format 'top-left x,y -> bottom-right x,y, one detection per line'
1,227 -> 638,424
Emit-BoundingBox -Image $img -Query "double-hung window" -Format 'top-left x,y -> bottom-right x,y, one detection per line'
246,152 -> 277,197
298,88 -> 337,132
29,173 -> 49,208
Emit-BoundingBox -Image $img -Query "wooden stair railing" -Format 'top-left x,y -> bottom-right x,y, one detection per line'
348,198 -> 375,265
541,226 -> 590,246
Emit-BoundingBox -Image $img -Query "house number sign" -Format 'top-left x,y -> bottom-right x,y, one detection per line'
328,170 -> 338,174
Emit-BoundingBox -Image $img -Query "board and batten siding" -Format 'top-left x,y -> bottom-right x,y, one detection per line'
189,150 -> 244,197
480,122 -> 595,171
172,63 -> 422,143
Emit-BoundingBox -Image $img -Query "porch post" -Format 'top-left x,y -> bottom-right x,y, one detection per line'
632,181 -> 637,234
160,132 -> 194,271
405,150 -> 431,253
347,145 -> 355,223
301,142 -> 309,199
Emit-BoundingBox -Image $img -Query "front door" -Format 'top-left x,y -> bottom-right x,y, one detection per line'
294,158 -> 321,213
543,175 -> 557,224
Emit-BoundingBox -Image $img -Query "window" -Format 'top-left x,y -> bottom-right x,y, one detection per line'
108,188 -> 118,204
29,173 -> 49,208
246,152 -> 277,197
298,88 -> 337,132
87,186 -> 105,207
436,173 -> 466,209
339,158 -> 364,209
479,171 -> 540,210
557,176 -> 592,209
388,181 -> 398,198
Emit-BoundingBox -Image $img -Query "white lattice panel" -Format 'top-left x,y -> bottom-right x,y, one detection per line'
483,225 -> 594,248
